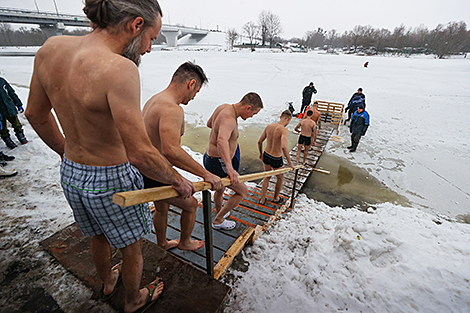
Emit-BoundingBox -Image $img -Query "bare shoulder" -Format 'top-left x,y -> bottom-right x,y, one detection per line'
35,35 -> 80,65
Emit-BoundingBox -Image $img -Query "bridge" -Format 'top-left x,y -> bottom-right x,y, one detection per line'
0,7 -> 211,47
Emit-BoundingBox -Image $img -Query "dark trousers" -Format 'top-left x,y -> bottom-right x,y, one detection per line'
346,110 -> 353,122
350,133 -> 362,150
301,99 -> 310,114
1,115 -> 23,139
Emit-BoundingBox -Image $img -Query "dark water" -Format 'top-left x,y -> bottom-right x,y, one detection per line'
182,123 -> 410,210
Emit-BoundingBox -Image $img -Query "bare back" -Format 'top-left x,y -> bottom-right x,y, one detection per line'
142,92 -> 184,153
30,34 -> 142,166
263,123 -> 289,158
206,103 -> 238,159
299,118 -> 316,137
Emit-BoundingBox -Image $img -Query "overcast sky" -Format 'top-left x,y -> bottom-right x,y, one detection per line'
3,0 -> 470,38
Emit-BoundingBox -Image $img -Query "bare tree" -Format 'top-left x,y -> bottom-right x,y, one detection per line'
265,11 -> 283,48
226,28 -> 239,50
432,21 -> 469,58
326,29 -> 338,48
305,27 -> 326,49
243,21 -> 259,49
258,11 -> 269,46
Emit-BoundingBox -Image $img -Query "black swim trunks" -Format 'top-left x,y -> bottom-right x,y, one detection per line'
262,151 -> 283,169
203,153 -> 240,178
142,174 -> 170,189
298,134 -> 312,146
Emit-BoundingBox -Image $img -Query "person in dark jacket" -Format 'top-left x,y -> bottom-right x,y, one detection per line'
344,87 -> 366,124
347,105 -> 369,152
0,77 -> 28,149
301,82 -> 317,114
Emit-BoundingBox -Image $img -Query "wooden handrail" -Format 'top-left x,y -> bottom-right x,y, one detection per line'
113,165 -> 304,207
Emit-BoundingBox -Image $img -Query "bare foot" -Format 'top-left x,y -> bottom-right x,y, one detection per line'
125,278 -> 164,313
160,239 -> 179,250
178,239 -> 205,251
259,198 -> 266,205
102,262 -> 121,297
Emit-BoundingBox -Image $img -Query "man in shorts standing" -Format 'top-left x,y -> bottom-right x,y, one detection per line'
142,61 -> 224,251
257,110 -> 295,205
204,93 -> 263,230
26,1 -> 195,312
295,110 -> 317,165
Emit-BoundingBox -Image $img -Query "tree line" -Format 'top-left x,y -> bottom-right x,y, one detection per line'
2,14 -> 470,59
228,12 -> 469,58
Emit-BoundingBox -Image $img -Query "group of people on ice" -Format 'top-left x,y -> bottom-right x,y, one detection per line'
296,82 -> 370,153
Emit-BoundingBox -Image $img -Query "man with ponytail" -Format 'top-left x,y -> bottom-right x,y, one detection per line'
26,1 -> 193,312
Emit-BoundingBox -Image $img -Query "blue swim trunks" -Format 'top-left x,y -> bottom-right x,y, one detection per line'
203,152 -> 240,178
60,157 -> 153,249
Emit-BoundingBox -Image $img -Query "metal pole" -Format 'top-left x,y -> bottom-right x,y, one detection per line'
202,190 -> 214,277
290,168 -> 299,209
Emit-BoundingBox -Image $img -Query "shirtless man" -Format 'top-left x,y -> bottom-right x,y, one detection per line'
295,110 -> 317,165
306,101 -> 322,132
204,93 -> 263,230
25,1 -> 195,312
257,110 -> 295,205
142,62 -> 223,251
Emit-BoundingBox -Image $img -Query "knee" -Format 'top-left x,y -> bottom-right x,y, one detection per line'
239,184 -> 248,197
187,197 -> 198,213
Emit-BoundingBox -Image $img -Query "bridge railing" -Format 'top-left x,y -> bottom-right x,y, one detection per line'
113,165 -> 302,277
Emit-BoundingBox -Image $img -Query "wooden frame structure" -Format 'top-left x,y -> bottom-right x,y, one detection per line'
315,100 -> 344,134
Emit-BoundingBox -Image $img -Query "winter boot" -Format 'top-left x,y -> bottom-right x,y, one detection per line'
3,137 -> 17,149
16,132 -> 28,145
0,151 -> 15,161
0,166 -> 18,177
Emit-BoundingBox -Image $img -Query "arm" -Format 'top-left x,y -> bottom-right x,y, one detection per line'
4,79 -> 23,107
158,108 -> 223,190
294,122 -> 302,133
26,59 -> 65,157
216,117 -> 239,184
312,121 -> 317,144
361,112 -> 370,135
257,128 -> 267,161
281,129 -> 294,168
107,62 -> 195,198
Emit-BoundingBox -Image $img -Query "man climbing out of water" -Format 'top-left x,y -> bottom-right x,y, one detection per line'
257,110 -> 295,205
295,110 -> 317,165
348,105 -> 370,152
204,93 -> 263,230
25,1 -> 196,312
304,101 -> 322,132
344,87 -> 366,124
141,61 -> 224,251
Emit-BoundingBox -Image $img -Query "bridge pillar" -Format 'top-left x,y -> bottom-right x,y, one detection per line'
160,28 -> 181,47
40,22 -> 66,38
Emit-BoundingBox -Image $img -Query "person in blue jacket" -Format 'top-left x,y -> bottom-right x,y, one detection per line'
344,87 -> 366,124
347,105 -> 369,152
0,77 -> 28,149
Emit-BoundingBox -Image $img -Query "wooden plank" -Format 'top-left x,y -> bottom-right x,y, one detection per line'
213,226 -> 255,280
113,166 -> 303,207
40,223 -> 230,313
251,202 -> 290,244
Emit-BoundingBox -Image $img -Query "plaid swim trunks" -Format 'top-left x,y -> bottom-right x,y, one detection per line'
60,157 -> 153,248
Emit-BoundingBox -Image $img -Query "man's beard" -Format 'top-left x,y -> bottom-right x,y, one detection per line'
122,31 -> 145,66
